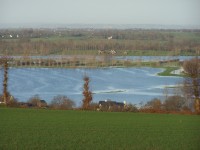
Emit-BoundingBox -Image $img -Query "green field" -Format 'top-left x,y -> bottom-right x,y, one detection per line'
0,108 -> 200,150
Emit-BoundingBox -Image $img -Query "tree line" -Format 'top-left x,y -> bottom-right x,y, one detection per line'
0,28 -> 200,55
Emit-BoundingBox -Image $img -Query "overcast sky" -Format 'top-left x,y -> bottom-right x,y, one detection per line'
0,0 -> 200,26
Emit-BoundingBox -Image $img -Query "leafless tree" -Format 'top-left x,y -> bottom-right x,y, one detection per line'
50,95 -> 75,110
82,76 -> 93,110
0,56 -> 13,104
28,95 -> 42,107
183,58 -> 200,112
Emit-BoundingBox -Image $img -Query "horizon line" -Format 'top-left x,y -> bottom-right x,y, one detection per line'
0,23 -> 200,30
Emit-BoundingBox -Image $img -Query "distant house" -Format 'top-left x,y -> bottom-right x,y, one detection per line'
110,50 -> 116,55
107,36 -> 112,40
38,100 -> 47,108
98,100 -> 125,111
18,100 -> 47,108
18,102 -> 33,108
0,101 -> 5,104
98,50 -> 105,55
98,49 -> 116,55
123,51 -> 128,55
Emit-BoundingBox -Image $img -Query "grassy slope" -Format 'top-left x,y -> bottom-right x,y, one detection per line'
0,108 -> 200,150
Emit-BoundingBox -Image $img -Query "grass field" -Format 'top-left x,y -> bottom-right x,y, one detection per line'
0,108 -> 200,150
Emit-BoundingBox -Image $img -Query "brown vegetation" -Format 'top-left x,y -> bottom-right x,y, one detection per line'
0,56 -> 13,105
27,95 -> 47,108
82,76 -> 93,110
183,58 -> 200,112
140,95 -> 192,114
164,96 -> 185,111
50,95 -> 75,110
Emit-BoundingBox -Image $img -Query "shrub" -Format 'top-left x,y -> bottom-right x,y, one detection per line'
125,104 -> 138,112
163,96 -> 186,111
50,95 -> 75,110
27,95 -> 42,107
7,98 -> 19,107
144,98 -> 162,111
89,102 -> 99,111
0,94 -> 19,107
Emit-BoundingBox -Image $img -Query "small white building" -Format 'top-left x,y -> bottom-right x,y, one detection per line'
107,36 -> 112,40
110,50 -> 116,55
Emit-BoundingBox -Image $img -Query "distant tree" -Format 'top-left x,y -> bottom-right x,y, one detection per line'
145,98 -> 162,111
163,86 -> 169,100
183,58 -> 200,112
50,95 -> 75,110
82,76 -> 93,110
27,95 -> 42,107
0,56 -> 13,104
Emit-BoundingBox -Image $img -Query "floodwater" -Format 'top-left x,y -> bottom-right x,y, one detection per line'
11,55 -> 197,62
115,56 -> 196,62
0,67 -> 183,105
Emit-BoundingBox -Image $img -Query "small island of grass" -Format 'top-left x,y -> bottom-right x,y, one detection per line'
157,67 -> 185,77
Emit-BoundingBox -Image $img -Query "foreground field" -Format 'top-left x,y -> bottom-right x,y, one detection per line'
0,108 -> 200,150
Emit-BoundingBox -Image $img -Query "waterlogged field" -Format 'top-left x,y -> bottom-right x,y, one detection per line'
0,67 -> 183,105
0,108 -> 200,150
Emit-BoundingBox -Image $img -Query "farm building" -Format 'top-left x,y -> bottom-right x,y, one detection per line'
98,99 -> 125,111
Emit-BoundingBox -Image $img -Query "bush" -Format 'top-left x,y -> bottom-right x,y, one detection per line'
7,98 -> 19,107
125,104 -> 138,112
50,95 -> 75,110
0,94 -> 19,107
89,102 -> 99,111
144,98 -> 162,110
27,95 -> 42,107
164,96 -> 186,111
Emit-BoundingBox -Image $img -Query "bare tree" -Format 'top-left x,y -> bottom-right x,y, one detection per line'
82,76 -> 93,110
183,58 -> 200,112
28,95 -> 42,107
0,56 -> 13,104
145,98 -> 162,111
50,95 -> 75,110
